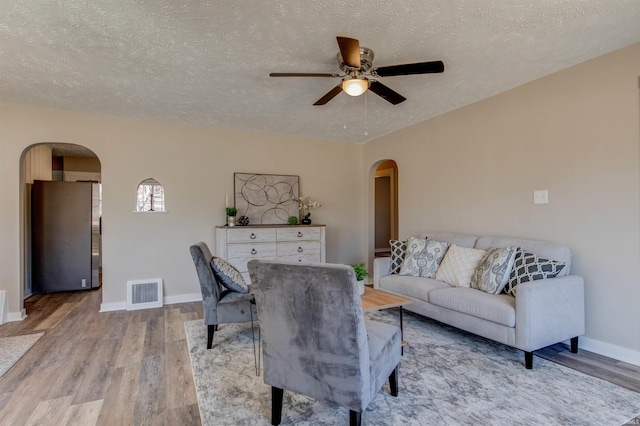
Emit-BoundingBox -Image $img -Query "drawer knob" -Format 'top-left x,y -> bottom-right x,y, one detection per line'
297,247 -> 303,253
297,232 -> 303,237
250,233 -> 257,239
251,248 -> 257,255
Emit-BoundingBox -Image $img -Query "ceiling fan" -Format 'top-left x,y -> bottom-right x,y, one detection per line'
270,36 -> 444,106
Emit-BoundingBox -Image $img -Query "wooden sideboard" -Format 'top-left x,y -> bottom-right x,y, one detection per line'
215,225 -> 326,283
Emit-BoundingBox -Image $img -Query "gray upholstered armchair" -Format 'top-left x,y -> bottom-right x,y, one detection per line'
189,242 -> 257,349
248,260 -> 402,426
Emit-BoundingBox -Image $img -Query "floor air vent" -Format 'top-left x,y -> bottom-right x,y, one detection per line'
126,278 -> 163,311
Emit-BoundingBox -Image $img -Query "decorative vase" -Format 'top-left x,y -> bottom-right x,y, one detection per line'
227,216 -> 236,226
301,218 -> 312,225
357,279 -> 365,295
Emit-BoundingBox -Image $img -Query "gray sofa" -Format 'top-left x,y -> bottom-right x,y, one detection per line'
373,232 -> 585,369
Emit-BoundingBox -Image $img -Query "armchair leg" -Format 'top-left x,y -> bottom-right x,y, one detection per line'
525,351 -> 533,369
349,410 -> 361,426
272,387 -> 283,425
207,325 -> 216,349
389,366 -> 399,397
570,336 -> 579,353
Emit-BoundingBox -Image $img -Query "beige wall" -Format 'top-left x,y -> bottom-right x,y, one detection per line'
364,43 -> 640,362
0,106 -> 365,314
1,42 -> 638,363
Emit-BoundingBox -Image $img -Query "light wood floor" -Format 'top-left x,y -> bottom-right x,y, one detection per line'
1,289 -> 639,425
0,289 -> 202,425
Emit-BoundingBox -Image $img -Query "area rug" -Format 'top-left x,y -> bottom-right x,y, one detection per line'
0,332 -> 44,378
185,312 -> 640,426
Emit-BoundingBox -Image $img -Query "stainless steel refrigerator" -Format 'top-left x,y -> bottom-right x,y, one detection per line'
31,180 -> 101,293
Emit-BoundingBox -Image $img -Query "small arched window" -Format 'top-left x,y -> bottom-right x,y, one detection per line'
136,178 -> 166,212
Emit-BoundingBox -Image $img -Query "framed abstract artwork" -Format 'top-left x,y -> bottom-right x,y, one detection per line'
234,173 -> 300,225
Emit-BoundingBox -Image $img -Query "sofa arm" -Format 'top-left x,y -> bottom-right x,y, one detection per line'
373,257 -> 391,289
515,275 -> 585,352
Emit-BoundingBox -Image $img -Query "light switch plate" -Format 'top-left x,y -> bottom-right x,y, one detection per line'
533,190 -> 548,204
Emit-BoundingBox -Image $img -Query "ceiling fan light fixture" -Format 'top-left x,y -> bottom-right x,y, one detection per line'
342,78 -> 369,96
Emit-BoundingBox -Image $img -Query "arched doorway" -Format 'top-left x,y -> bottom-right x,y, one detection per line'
21,143 -> 102,303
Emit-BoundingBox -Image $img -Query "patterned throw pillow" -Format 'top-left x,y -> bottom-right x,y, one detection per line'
470,246 -> 517,294
435,244 -> 487,288
211,257 -> 248,293
399,237 -> 450,278
389,239 -> 408,274
503,248 -> 566,296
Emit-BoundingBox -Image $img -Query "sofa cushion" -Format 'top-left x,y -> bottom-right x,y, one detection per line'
389,239 -> 408,274
435,244 -> 487,288
378,275 -> 450,303
470,246 -> 517,294
504,248 -> 566,296
429,287 -> 516,327
400,237 -> 450,278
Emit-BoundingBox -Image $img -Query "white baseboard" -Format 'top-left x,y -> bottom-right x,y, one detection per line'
99,301 -> 126,312
577,336 -> 640,367
5,309 -> 28,322
100,293 -> 202,313
164,293 -> 202,305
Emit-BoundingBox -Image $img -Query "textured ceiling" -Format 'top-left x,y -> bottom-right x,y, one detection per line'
1,1 -> 639,143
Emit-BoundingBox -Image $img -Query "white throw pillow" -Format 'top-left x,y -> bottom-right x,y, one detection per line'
399,237 -> 449,278
470,246 -> 518,294
435,244 -> 487,287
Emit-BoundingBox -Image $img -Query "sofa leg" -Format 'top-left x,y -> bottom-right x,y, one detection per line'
349,410 -> 361,426
525,351 -> 533,369
272,387 -> 283,425
389,366 -> 399,397
570,336 -> 579,353
207,324 -> 216,349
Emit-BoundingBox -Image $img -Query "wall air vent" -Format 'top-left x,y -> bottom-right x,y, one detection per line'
126,278 -> 163,311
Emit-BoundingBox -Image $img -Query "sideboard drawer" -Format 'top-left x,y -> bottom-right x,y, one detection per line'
228,242 -> 277,258
227,228 -> 277,243
277,241 -> 321,257
278,253 -> 322,263
277,227 -> 321,241
229,255 -> 278,273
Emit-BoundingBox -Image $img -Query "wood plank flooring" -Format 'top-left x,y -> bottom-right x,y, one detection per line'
0,289 -> 639,425
0,289 -> 202,426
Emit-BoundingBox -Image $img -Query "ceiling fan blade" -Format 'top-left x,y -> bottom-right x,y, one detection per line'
368,81 -> 406,105
374,60 -> 444,77
313,85 -> 343,105
270,72 -> 340,77
337,36 -> 361,69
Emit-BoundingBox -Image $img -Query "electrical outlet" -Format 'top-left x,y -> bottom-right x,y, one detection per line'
82,278 -> 87,288
533,190 -> 548,205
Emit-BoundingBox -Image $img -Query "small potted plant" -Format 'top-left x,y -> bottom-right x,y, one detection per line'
351,263 -> 369,295
226,207 -> 238,226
